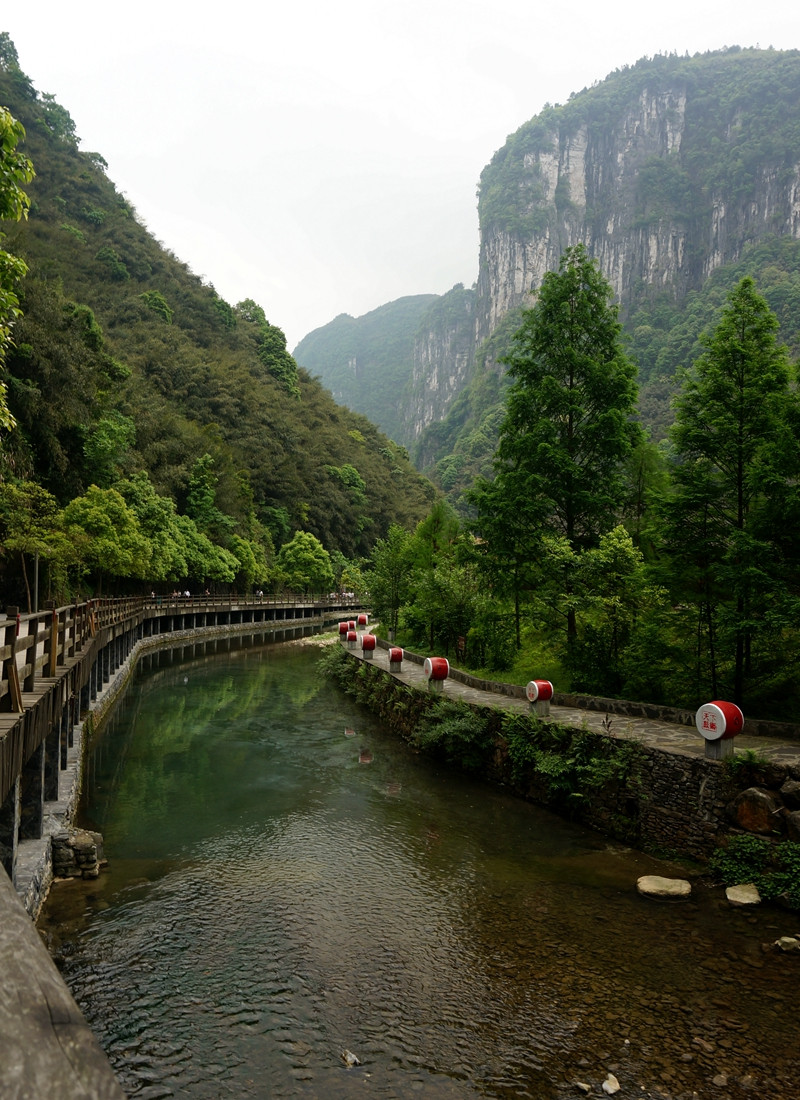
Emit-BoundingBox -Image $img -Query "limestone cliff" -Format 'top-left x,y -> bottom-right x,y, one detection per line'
475,49 -> 800,346
403,285 -> 475,441
409,48 -> 800,473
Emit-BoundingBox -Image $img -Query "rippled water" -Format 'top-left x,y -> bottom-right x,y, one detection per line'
39,639 -> 800,1099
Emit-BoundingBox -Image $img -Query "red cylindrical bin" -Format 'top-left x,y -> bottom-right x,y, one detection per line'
388,647 -> 403,664
346,630 -> 357,646
347,620 -> 356,630
526,679 -> 554,703
357,613 -> 368,626
361,633 -> 376,651
424,657 -> 449,681
338,621 -> 349,635
695,700 -> 744,741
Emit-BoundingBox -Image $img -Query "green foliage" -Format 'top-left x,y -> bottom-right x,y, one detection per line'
660,277 -> 800,705
62,485 -> 150,590
365,522 -> 413,635
95,245 -> 129,281
502,711 -> 639,805
411,697 -> 494,772
316,640 -> 353,683
0,479 -> 68,609
139,289 -> 173,324
83,411 -> 136,487
709,836 -> 800,909
274,530 -> 334,593
0,102 -> 34,430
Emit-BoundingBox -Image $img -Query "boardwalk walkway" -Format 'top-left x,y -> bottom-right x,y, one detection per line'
349,640 -> 800,769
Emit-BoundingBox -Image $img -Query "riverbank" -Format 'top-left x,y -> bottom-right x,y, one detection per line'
321,639 -> 800,870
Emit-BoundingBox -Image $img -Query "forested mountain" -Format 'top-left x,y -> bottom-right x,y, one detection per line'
295,48 -> 800,510
293,295 -> 437,448
0,38 -> 435,603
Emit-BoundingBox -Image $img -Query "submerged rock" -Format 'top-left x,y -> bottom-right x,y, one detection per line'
636,875 -> 691,900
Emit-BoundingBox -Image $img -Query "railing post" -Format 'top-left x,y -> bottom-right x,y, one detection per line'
1,610 -> 23,713
47,607 -> 58,677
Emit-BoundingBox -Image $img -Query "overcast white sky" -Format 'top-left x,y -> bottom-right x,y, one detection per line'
4,3 -> 798,348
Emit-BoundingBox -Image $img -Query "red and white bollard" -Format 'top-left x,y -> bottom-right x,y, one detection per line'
361,633 -> 376,660
388,646 -> 404,672
526,679 -> 554,717
346,630 -> 358,650
696,700 -> 744,760
357,613 -> 369,627
424,657 -> 449,693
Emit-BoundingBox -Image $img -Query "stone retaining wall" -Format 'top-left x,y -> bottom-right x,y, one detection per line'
347,648 -> 800,862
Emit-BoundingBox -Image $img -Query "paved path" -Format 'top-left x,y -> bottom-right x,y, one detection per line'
350,643 -> 800,769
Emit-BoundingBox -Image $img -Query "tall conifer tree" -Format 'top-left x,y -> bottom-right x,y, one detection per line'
664,276 -> 800,705
474,245 -> 640,645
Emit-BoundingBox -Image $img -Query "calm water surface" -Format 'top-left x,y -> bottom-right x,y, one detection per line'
40,639 -> 800,1099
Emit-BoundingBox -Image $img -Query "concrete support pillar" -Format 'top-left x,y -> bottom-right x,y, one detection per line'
19,742 -> 44,841
0,777 -> 19,878
704,738 -> 735,761
44,716 -> 60,801
60,700 -> 70,768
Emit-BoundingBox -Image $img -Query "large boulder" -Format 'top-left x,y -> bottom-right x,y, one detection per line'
784,810 -> 800,842
727,787 -> 781,834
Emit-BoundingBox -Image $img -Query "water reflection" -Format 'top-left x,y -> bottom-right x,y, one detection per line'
40,641 -> 800,1099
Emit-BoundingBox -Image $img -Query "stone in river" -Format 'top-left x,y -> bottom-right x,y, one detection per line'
636,875 -> 691,900
726,883 -> 761,906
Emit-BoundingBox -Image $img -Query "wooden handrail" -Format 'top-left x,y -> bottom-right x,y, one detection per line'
0,594 -> 360,711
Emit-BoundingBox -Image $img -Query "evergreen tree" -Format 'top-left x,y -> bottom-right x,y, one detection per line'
478,245 -> 641,646
663,276 -> 800,705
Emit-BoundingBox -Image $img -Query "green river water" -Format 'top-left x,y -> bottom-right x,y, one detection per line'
38,635 -> 800,1099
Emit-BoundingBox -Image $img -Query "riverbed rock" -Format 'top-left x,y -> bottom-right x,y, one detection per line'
602,1073 -> 621,1095
774,936 -> 800,953
636,875 -> 692,900
726,883 -> 761,907
727,788 -> 781,834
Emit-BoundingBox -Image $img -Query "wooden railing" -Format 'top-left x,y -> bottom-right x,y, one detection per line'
0,594 -> 358,713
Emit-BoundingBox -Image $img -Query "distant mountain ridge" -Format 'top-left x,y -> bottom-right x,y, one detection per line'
293,295 -> 437,448
294,48 -> 800,507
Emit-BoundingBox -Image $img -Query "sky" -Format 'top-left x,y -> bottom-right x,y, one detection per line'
4,2 -> 799,349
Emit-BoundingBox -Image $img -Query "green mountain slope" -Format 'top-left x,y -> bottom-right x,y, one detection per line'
293,295 -> 437,447
0,44 -> 435,566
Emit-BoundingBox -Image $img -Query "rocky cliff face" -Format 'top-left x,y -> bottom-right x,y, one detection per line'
474,50 -> 800,347
404,286 -> 475,440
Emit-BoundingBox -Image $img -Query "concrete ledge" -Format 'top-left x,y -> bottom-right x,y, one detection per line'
0,866 -> 125,1098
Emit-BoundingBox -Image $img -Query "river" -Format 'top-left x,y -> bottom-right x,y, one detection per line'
38,636 -> 800,1099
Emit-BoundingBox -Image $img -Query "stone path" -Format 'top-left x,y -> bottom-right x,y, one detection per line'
350,642 -> 800,769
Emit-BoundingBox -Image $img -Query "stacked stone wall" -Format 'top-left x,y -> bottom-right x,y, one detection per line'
346,652 -> 800,863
